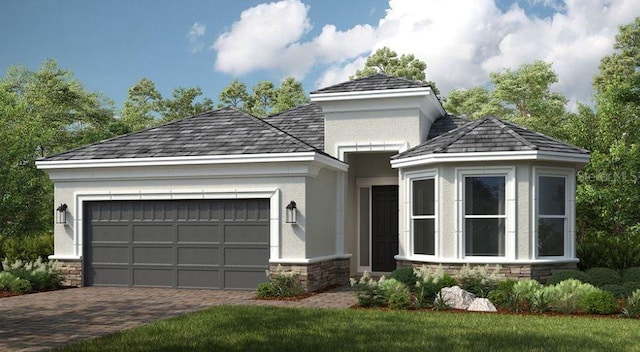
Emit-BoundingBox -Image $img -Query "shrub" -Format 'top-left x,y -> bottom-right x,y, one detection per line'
547,279 -> 599,314
622,289 -> 640,318
350,272 -> 386,307
532,287 -> 552,313
601,284 -> 627,298
578,289 -> 619,314
0,272 -> 32,294
2,258 -> 62,291
457,264 -> 501,297
255,282 -> 277,298
390,266 -> 418,290
379,278 -> 411,309
622,267 -> 640,283
585,267 -> 622,287
546,270 -> 589,285
512,279 -> 543,311
622,281 -> 640,297
257,265 -> 302,298
487,280 -> 517,309
413,265 -> 457,308
0,232 -> 54,262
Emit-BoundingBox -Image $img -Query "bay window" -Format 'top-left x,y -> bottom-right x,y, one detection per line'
408,170 -> 437,257
536,171 -> 571,257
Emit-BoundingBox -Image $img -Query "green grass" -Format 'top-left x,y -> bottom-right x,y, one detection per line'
56,306 -> 640,352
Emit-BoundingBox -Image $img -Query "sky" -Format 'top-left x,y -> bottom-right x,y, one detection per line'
1,0 -> 639,111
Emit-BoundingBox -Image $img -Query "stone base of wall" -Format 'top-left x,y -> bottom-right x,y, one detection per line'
271,258 -> 350,292
396,261 -> 577,284
55,259 -> 82,287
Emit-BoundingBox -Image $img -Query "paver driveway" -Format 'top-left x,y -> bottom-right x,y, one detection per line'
0,286 -> 356,352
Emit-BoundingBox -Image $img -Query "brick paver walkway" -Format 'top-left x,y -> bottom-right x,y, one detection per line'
0,285 -> 356,352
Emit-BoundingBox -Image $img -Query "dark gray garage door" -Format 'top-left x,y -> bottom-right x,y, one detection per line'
83,199 -> 270,290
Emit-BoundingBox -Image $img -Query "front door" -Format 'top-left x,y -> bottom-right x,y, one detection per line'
371,185 -> 398,272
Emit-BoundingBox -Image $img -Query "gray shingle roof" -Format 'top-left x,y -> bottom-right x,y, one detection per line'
394,116 -> 589,159
42,107 -> 322,161
428,114 -> 470,139
311,73 -> 430,94
263,103 -> 324,150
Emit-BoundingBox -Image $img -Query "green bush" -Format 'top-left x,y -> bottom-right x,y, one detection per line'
257,264 -> 303,298
413,265 -> 457,308
2,258 -> 62,291
578,289 -> 619,314
622,267 -> 640,283
547,279 -> 599,314
390,266 -> 418,290
622,289 -> 640,318
487,280 -> 517,310
513,279 -> 543,311
601,284 -> 627,298
622,281 -> 640,296
0,232 -> 54,262
379,278 -> 411,309
585,267 -> 622,287
0,272 -> 32,294
350,272 -> 386,307
546,270 -> 589,285
255,282 -> 277,298
457,264 -> 501,297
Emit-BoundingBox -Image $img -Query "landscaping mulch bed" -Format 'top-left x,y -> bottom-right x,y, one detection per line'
0,286 -> 73,299
254,284 -> 341,301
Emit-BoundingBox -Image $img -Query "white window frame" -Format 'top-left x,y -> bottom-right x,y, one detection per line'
533,167 -> 575,259
405,169 -> 438,259
456,166 -> 516,260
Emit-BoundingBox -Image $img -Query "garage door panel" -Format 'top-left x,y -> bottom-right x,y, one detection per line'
133,268 -> 173,287
178,247 -> 220,265
224,224 -> 269,243
133,247 -> 173,264
224,247 -> 269,266
133,225 -> 173,242
89,246 -> 129,264
178,269 -> 220,289
177,225 -> 219,243
224,270 -> 267,290
91,225 -> 129,242
84,199 -> 269,290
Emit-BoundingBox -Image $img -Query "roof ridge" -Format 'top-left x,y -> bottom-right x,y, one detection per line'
431,117 -> 486,153
264,102 -> 317,119
489,117 -> 538,150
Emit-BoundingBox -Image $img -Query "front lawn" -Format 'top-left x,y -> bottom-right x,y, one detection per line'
57,306 -> 639,352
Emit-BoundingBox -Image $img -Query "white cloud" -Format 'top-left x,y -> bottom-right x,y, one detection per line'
212,0 -> 374,78
187,22 -> 206,53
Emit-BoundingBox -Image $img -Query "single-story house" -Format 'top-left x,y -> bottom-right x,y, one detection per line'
36,73 -> 590,291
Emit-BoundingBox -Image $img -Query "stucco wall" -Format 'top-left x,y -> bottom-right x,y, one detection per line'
304,167 -> 338,258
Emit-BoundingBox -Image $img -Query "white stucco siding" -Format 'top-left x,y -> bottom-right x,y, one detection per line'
304,167 -> 338,258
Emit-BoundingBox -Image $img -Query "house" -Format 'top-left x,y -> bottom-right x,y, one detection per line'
36,73 -> 590,291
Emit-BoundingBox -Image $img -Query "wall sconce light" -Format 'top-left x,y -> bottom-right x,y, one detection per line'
285,201 -> 297,224
56,203 -> 68,224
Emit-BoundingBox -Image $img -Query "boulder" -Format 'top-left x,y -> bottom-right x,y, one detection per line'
438,285 -> 476,310
467,298 -> 497,312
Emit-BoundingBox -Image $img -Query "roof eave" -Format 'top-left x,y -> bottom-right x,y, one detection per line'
36,151 -> 349,172
391,150 -> 591,169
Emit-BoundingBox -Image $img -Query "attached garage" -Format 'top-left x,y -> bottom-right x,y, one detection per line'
83,199 -> 270,290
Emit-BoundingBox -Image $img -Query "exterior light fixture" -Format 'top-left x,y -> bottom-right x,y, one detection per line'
285,201 -> 297,224
56,203 -> 68,224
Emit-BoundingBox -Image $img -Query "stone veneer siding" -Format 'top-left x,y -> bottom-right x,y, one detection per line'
270,258 -> 350,292
56,259 -> 83,287
396,261 -> 578,284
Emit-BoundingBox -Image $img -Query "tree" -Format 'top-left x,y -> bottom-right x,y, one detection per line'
160,87 -> 213,123
246,80 -> 276,117
443,86 -> 507,120
0,60 -> 115,237
217,78 -> 308,117
217,80 -> 250,108
119,78 -> 162,132
271,77 -> 308,115
352,47 -> 439,95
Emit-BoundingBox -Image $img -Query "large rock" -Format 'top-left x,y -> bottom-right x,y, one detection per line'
438,286 -> 476,310
467,298 -> 497,312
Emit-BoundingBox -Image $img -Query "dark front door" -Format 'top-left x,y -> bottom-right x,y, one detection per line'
371,185 -> 399,272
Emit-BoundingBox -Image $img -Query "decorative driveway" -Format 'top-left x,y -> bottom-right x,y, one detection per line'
0,286 -> 356,352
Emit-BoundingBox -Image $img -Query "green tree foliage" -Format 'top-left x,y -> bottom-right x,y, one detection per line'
271,77 -> 308,115
160,87 -> 213,124
570,18 -> 640,269
444,86 -> 506,120
0,60 -> 115,237
217,78 -> 308,117
119,78 -> 162,132
217,79 -> 250,108
352,47 -> 440,95
245,80 -> 276,117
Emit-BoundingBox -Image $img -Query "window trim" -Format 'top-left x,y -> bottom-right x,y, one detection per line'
456,166 -> 516,260
533,167 -> 575,259
405,169 -> 439,260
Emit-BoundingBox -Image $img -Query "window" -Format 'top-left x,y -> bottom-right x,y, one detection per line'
412,178 -> 435,255
537,175 -> 567,257
464,176 -> 506,256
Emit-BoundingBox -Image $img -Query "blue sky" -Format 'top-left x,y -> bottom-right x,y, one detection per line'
1,0 -> 638,110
